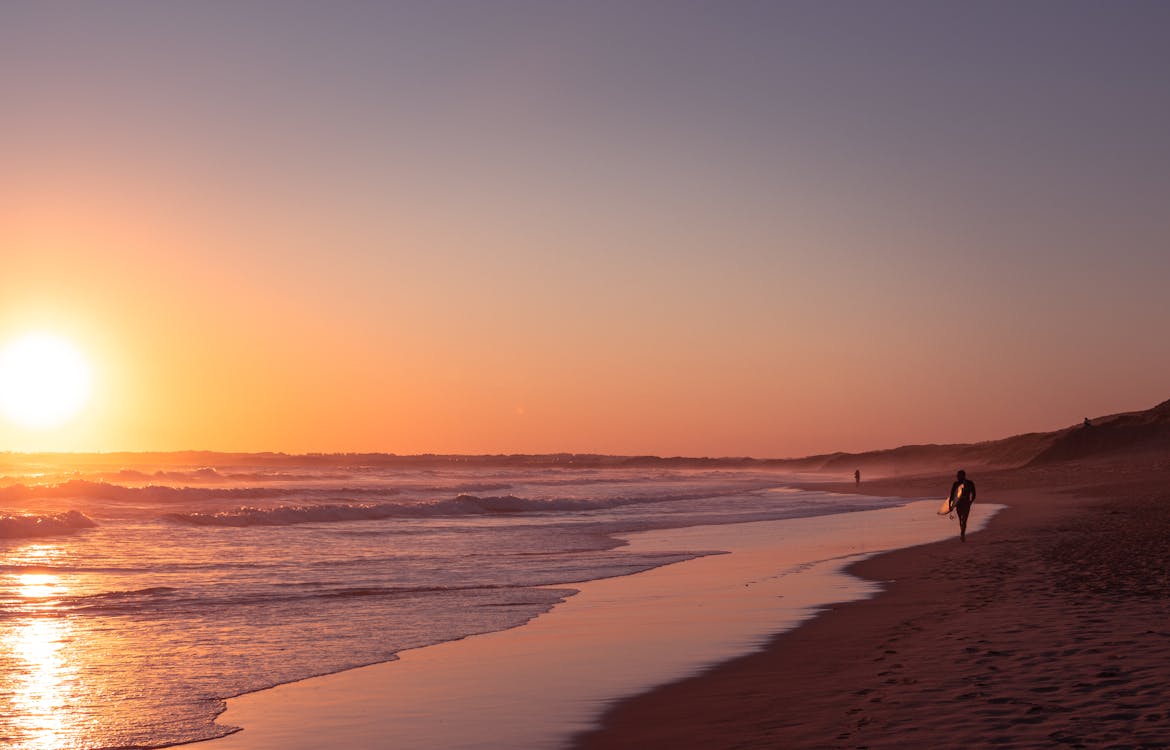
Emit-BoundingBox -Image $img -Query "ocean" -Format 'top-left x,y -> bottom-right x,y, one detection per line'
0,454 -> 898,750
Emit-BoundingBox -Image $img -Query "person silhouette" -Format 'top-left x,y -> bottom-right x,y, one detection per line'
854,469 -> 860,486
948,470 -> 977,542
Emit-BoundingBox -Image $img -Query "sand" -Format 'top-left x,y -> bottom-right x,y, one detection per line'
204,452 -> 1170,750
205,500 -> 988,749
577,457 -> 1170,749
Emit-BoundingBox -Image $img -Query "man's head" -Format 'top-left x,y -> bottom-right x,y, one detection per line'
957,470 -> 966,481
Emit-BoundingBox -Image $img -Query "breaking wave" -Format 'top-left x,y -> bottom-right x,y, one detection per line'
110,468 -> 229,483
163,491 -> 709,527
0,510 -> 97,538
0,479 -> 401,504
0,479 -> 515,507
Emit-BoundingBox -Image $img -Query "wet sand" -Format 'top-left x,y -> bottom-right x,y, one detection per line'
206,500 -> 979,749
576,457 -> 1170,749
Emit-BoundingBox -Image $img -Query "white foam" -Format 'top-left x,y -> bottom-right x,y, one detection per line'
0,510 -> 96,538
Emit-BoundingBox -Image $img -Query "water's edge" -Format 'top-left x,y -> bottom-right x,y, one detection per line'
202,499 -> 998,750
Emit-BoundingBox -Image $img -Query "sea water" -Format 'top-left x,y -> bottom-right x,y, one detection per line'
0,455 -> 897,750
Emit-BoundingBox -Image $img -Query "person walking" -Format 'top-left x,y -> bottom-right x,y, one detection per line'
948,470 -> 977,542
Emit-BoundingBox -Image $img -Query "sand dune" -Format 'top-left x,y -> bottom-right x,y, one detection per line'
790,397 -> 1170,478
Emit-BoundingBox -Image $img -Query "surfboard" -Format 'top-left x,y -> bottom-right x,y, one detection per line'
939,484 -> 965,516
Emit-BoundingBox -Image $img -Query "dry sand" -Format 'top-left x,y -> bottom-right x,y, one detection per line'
576,455 -> 1170,749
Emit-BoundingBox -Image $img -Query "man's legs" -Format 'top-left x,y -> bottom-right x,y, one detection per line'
957,503 -> 971,541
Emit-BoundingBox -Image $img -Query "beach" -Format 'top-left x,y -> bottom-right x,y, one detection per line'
207,498 -> 983,749
3,463 -> 883,749
8,3 -> 1170,747
5,442 -> 1168,749
579,455 -> 1170,748
196,450 -> 1170,749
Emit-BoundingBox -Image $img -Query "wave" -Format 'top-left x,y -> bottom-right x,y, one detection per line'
111,468 -> 375,483
110,467 -> 229,483
522,477 -> 633,487
56,582 -> 569,617
221,470 -> 357,482
0,510 -> 97,538
80,586 -> 178,601
164,496 -> 537,526
0,479 -> 404,505
162,490 -> 743,527
0,479 -> 549,509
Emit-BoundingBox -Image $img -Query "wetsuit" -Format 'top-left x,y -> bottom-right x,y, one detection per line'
949,478 -> 977,541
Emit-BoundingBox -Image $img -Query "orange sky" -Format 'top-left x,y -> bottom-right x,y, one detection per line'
3,3 -> 1169,456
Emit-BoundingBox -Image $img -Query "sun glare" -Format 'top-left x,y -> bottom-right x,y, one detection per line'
0,333 -> 93,430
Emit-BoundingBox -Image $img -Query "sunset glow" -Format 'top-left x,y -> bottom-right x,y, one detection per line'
2,2 -> 1169,457
1,6 -> 1168,750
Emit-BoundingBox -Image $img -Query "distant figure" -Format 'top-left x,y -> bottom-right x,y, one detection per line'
948,470 -> 977,542
854,469 -> 861,486
1083,417 -> 1093,428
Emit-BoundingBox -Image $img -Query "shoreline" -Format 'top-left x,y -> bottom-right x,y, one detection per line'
202,497 -> 972,750
577,460 -> 1170,748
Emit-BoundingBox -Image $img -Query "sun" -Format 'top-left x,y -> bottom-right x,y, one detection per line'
0,333 -> 94,430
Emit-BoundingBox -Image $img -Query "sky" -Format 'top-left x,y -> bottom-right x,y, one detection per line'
2,1 -> 1168,456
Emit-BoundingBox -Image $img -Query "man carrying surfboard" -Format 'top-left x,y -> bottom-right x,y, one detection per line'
948,470 -> 977,542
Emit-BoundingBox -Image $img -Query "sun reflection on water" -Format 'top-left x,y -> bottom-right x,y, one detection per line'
2,543 -> 81,750
9,618 -> 70,750
7,542 -> 66,572
18,573 -> 60,600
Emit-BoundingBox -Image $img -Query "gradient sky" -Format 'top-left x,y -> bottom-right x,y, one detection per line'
2,1 -> 1168,456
